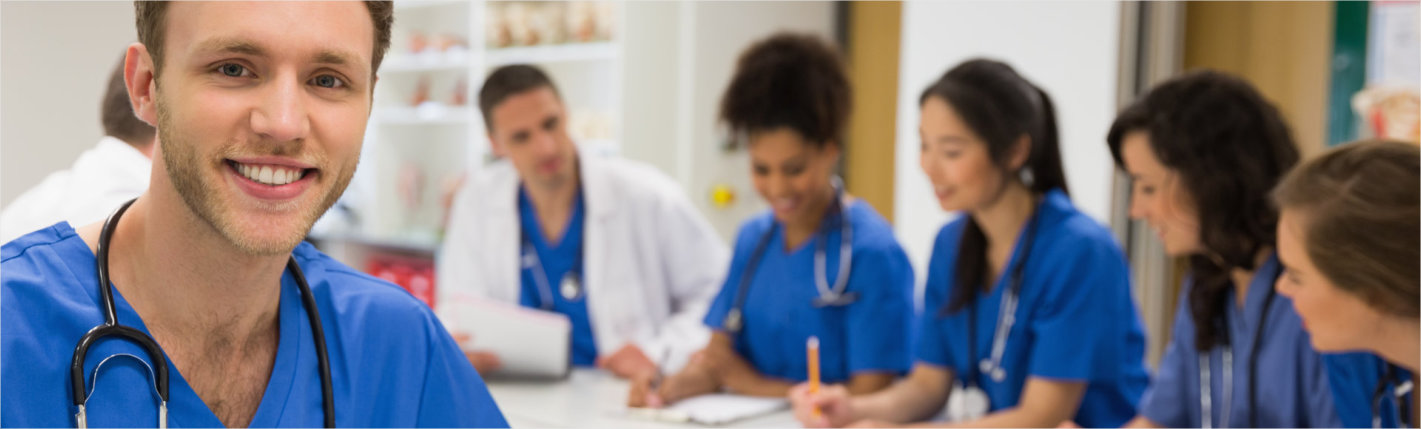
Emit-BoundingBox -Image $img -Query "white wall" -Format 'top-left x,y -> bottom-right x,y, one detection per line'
893,1 -> 1122,292
618,1 -> 836,241
1,2 -> 138,208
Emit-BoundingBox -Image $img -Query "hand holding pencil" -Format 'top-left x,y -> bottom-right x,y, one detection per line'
789,336 -> 855,428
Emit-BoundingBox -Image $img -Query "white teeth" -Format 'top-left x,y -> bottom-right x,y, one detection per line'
235,162 -> 303,186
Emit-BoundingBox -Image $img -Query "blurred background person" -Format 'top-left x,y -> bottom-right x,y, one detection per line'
0,53 -> 154,243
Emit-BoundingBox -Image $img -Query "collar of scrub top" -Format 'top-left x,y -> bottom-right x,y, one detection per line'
1372,363 -> 1415,428
961,196 -> 1043,390
519,188 -> 586,310
1197,259 -> 1282,429
71,198 -> 336,429
723,176 -> 856,336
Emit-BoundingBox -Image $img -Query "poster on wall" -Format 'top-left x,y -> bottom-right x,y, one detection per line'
1353,1 -> 1419,143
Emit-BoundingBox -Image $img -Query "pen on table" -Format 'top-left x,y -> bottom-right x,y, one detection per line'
808,336 -> 821,419
649,348 -> 671,391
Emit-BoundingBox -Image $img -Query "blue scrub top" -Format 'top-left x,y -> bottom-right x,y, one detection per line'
917,189 -> 1149,428
703,200 -> 915,384
1325,352 -> 1413,428
1,223 -> 508,428
517,187 -> 597,366
1138,253 -> 1339,428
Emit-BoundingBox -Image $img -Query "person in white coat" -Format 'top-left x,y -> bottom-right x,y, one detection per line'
0,54 -> 155,243
438,64 -> 729,380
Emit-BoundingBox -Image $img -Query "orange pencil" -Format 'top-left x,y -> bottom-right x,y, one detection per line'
807,336 -> 821,418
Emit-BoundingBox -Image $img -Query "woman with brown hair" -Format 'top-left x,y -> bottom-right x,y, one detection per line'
1107,70 -> 1341,428
1274,139 -> 1419,428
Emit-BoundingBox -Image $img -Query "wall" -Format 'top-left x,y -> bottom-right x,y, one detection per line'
844,1 -> 902,223
1183,1 -> 1333,158
1,2 -> 138,207
894,1 -> 1122,294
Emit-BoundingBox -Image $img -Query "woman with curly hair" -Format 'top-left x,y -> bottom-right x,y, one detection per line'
627,32 -> 916,407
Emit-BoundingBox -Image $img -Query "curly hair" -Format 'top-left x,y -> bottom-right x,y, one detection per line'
1107,70 -> 1300,351
718,32 -> 850,148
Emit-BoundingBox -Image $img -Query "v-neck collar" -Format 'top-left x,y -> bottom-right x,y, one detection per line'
102,266 -> 304,427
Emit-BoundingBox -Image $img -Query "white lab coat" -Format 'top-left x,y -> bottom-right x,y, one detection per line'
436,148 -> 728,372
0,137 -> 151,243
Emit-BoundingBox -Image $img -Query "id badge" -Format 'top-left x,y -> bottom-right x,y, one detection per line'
945,382 -> 989,422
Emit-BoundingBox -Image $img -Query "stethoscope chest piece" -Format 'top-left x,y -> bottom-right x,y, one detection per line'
559,273 -> 582,301
979,359 -> 1007,382
724,308 -> 743,333
810,291 -> 860,308
946,381 -> 989,422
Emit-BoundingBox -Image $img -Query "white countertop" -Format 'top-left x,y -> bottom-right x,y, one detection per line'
485,369 -> 800,428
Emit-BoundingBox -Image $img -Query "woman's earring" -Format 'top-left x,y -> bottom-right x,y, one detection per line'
1018,168 -> 1035,188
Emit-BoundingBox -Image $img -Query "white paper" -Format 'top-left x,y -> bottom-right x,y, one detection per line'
439,297 -> 572,379
626,394 -> 788,426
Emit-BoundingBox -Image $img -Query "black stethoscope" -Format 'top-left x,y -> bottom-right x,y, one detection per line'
723,177 -> 856,335
71,199 -> 335,428
1197,262 -> 1281,429
1372,363 -> 1415,428
519,193 -> 586,310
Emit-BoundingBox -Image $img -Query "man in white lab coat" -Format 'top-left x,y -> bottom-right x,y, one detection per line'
0,55 -> 155,243
438,64 -> 728,380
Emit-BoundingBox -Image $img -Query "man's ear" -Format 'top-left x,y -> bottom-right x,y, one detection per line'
125,43 -> 159,127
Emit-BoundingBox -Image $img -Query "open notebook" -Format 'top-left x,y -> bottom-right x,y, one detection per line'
626,394 -> 789,426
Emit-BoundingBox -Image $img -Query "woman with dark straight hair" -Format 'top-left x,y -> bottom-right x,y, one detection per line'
789,58 -> 1148,428
1274,140 -> 1418,429
1108,70 -> 1341,428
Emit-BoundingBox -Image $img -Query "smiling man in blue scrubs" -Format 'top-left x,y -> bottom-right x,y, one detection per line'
1,2 -> 506,427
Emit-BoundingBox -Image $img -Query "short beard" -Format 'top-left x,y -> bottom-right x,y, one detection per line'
156,96 -> 355,256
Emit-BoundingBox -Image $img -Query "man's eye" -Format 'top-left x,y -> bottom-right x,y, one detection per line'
219,64 -> 247,77
311,75 -> 345,89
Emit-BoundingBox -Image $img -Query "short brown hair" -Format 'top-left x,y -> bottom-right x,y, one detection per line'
719,32 -> 850,148
1273,139 -> 1420,318
101,53 -> 155,147
477,64 -> 561,132
134,1 -> 393,81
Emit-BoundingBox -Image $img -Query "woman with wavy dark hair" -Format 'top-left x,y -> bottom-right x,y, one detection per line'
787,58 -> 1149,428
1108,70 -> 1339,428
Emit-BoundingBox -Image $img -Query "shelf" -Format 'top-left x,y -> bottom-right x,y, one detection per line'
392,0 -> 467,11
376,105 -> 473,124
309,233 -> 439,257
381,51 -> 472,74
485,42 -> 619,67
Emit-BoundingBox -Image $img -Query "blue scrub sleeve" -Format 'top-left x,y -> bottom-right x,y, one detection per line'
844,247 -> 915,376
914,241 -> 955,369
415,314 -> 509,427
1025,239 -> 1127,381
1137,288 -> 1198,428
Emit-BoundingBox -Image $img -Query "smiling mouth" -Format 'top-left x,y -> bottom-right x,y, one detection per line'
226,160 -> 313,186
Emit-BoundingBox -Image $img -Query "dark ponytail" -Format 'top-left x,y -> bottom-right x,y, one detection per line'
919,58 -> 1069,314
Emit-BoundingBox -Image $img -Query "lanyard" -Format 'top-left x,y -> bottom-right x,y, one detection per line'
1199,262 -> 1280,428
